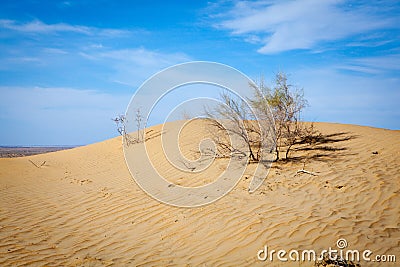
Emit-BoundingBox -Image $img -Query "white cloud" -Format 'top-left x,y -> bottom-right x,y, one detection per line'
99,48 -> 190,67
0,19 -> 130,37
0,19 -> 91,34
0,18 -> 189,88
81,48 -> 192,87
213,0 -> 397,54
335,54 -> 400,74
351,54 -> 400,71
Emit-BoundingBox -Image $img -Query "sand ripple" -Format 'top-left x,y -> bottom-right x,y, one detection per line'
0,122 -> 399,266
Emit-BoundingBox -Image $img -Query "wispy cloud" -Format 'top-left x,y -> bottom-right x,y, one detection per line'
97,48 -> 190,67
0,19 -> 130,37
0,18 -> 188,89
80,48 -> 192,87
212,0 -> 398,54
351,54 -> 400,72
336,54 -> 400,74
0,19 -> 91,34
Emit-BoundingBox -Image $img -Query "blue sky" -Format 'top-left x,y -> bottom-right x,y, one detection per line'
0,0 -> 399,145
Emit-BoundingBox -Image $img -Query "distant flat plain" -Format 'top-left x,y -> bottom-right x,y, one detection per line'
0,146 -> 77,158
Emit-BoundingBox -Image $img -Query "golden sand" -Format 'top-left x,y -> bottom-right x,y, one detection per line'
0,121 -> 399,266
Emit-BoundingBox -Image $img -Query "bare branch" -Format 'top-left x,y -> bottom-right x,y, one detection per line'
113,110 -> 146,146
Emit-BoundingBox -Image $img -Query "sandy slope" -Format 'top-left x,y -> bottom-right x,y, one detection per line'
0,121 -> 399,266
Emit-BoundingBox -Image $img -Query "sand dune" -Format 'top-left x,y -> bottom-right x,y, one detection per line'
0,121 -> 399,266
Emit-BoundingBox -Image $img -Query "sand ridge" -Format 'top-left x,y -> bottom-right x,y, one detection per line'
0,121 -> 399,266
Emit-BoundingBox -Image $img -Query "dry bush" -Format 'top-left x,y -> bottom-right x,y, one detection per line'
250,72 -> 319,160
206,71 -> 318,162
205,91 -> 274,162
112,108 -> 144,146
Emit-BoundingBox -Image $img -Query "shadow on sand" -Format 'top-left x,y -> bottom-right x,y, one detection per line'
280,132 -> 359,164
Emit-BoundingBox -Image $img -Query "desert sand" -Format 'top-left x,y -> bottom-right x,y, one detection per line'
0,121 -> 399,266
